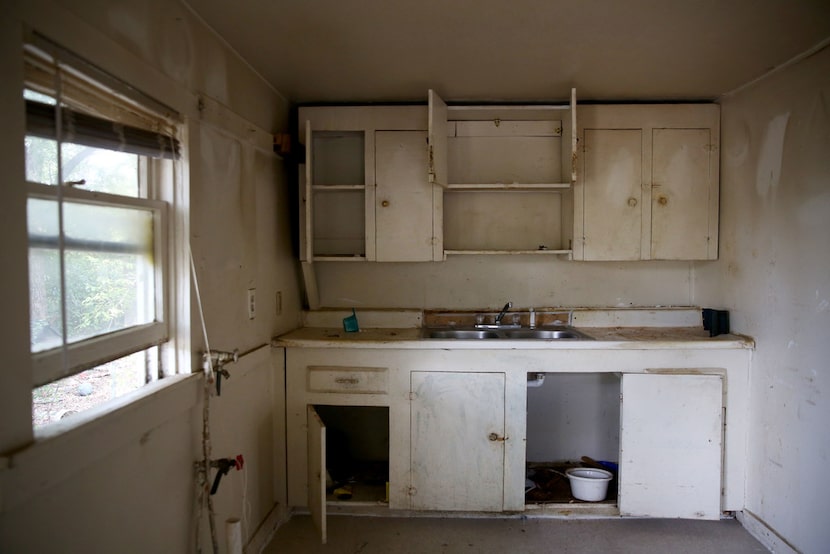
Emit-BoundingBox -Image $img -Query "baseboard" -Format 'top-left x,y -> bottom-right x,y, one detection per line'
247,503 -> 290,554
737,510 -> 798,554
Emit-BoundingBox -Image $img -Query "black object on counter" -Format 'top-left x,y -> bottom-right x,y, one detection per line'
702,308 -> 730,337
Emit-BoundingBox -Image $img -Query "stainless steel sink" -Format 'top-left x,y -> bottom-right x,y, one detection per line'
502,328 -> 590,339
426,329 -> 501,339
423,326 -> 592,340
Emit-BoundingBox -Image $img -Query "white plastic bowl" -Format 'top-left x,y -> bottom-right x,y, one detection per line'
565,468 -> 613,501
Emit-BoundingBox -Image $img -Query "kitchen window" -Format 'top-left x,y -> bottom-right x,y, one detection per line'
23,35 -> 185,427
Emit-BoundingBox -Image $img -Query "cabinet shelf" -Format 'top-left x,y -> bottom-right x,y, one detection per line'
446,182 -> 571,191
312,255 -> 367,262
445,249 -> 572,256
447,104 -> 571,120
430,89 -> 577,256
311,184 -> 365,191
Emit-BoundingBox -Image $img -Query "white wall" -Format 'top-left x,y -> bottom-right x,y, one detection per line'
526,373 -> 620,463
695,45 -> 830,553
0,1 -> 301,552
315,256 -> 695,309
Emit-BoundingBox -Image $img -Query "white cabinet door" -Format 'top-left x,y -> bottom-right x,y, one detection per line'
428,89 -> 448,187
651,128 -> 717,260
410,371 -> 506,511
620,373 -> 723,519
375,131 -> 440,261
300,121 -> 313,262
582,129 -> 643,260
574,104 -> 719,261
307,406 -> 327,544
298,106 -> 439,262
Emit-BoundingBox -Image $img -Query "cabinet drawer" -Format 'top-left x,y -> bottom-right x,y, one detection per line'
307,366 -> 388,394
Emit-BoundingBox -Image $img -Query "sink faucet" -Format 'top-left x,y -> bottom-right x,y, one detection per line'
495,302 -> 512,325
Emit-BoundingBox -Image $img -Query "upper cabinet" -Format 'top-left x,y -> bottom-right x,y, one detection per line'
429,89 -> 577,256
572,104 -> 720,261
299,106 -> 443,262
298,95 -> 719,263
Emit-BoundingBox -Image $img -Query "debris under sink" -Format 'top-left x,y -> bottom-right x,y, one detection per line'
525,460 -> 618,504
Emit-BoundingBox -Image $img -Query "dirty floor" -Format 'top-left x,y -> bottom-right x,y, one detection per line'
262,515 -> 767,553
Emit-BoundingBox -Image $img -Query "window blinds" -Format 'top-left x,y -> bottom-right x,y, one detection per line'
23,33 -> 181,160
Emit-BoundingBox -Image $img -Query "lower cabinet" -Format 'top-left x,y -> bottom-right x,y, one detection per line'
409,371 -> 506,511
286,347 -> 734,544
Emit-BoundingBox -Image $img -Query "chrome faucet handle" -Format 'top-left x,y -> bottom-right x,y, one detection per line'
495,302 -> 512,325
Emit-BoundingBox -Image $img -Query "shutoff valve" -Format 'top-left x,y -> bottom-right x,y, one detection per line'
209,454 -> 245,495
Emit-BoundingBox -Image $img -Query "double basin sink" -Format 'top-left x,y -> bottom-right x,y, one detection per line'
423,326 -> 593,341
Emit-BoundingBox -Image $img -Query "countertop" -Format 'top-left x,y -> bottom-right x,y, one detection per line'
273,326 -> 754,350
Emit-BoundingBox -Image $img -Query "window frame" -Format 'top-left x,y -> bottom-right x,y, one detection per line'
23,34 -> 186,395
27,178 -> 170,387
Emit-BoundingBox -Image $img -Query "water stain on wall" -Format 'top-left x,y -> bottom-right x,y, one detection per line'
155,10 -> 194,84
725,118 -> 750,168
106,3 -> 153,61
755,112 -> 790,197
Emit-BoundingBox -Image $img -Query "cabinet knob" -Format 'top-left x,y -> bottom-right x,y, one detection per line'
381,200 -> 390,207
627,197 -> 638,207
658,196 -> 668,206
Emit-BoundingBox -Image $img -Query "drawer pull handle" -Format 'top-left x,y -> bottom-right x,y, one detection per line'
335,377 -> 359,385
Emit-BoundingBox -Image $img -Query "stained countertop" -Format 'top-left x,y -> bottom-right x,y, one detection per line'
272,326 -> 754,350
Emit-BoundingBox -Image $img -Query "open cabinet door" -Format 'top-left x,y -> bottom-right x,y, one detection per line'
307,405 -> 326,544
570,88 -> 577,184
427,89 -> 448,187
300,120 -> 313,262
620,373 -> 723,519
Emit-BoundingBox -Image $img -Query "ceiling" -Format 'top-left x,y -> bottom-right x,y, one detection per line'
184,0 -> 830,104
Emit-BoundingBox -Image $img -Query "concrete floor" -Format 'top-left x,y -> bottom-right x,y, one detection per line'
263,515 -> 768,553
